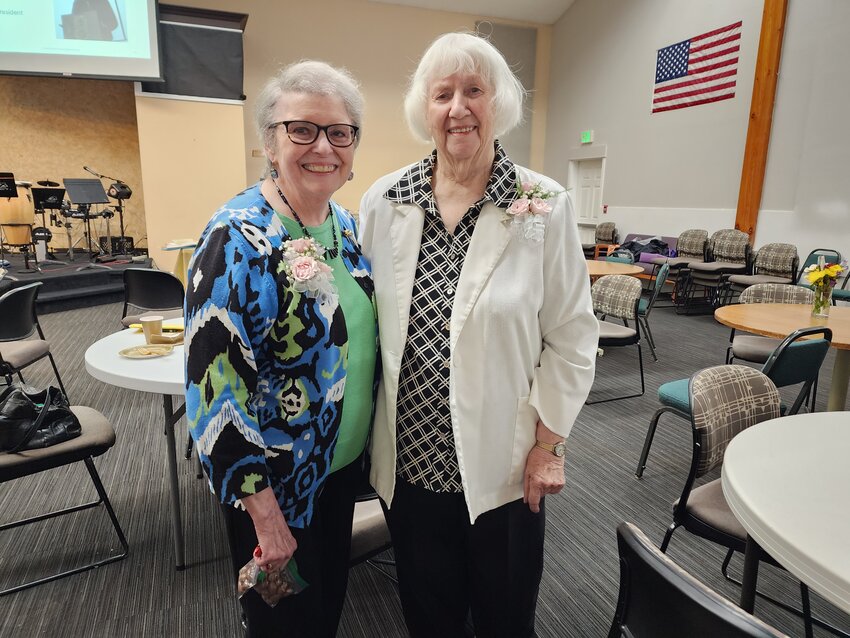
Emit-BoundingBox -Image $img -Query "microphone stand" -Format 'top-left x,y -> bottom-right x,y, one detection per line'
84,166 -> 132,259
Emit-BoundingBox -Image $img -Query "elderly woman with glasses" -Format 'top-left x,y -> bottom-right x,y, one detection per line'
359,33 -> 598,637
184,60 -> 377,638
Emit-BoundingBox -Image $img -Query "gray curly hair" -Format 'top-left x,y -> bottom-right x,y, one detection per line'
255,60 -> 364,171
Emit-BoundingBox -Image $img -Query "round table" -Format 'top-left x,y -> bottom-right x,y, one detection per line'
722,412 -> 850,615
585,260 -> 644,278
714,303 -> 850,411
85,325 -> 188,569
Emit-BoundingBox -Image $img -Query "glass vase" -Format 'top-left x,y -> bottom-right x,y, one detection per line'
812,284 -> 832,318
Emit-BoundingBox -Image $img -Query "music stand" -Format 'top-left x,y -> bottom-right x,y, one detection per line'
32,187 -> 65,215
32,188 -> 67,265
0,173 -> 17,198
64,178 -> 110,270
0,172 -> 18,268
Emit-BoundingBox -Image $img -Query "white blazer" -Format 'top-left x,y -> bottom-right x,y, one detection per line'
359,163 -> 598,523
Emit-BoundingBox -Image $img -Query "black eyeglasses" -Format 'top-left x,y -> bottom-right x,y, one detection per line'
270,120 -> 359,148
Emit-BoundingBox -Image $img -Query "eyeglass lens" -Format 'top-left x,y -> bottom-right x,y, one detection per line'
285,121 -> 356,147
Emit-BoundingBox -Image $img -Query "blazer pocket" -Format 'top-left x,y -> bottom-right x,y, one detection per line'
508,395 -> 538,486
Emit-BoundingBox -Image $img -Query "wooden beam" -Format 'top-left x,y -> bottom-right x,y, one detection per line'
735,0 -> 789,238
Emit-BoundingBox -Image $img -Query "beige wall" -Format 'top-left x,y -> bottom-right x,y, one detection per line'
135,95 -> 247,273
2,0 -> 552,262
161,0 -> 550,213
0,75 -> 144,249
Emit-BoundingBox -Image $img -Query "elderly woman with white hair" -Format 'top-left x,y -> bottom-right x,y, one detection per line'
184,60 -> 377,637
359,33 -> 598,637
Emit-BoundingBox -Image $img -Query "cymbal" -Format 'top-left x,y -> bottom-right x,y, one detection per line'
37,179 -> 60,187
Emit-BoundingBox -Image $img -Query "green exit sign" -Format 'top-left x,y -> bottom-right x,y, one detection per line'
580,130 -> 594,144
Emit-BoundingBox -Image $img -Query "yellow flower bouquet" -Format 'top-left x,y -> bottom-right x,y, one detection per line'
804,259 -> 845,317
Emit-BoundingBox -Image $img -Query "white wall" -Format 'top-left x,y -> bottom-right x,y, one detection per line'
757,0 -> 850,257
547,0 -> 850,261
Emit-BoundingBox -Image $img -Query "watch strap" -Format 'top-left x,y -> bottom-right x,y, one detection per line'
535,440 -> 565,456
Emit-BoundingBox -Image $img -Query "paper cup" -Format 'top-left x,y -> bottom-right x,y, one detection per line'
140,315 -> 164,344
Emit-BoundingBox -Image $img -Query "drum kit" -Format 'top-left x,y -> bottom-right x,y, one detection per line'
0,171 -> 134,275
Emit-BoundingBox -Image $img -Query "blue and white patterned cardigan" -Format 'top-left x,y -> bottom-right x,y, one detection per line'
184,183 -> 375,528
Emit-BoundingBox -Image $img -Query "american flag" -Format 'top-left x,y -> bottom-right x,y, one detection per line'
652,21 -> 742,114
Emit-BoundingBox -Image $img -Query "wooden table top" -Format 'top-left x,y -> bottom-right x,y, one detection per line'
714,303 -> 850,350
585,260 -> 644,277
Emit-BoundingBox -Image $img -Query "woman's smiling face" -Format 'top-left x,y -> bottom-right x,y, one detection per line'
425,71 -> 493,162
266,92 -> 355,206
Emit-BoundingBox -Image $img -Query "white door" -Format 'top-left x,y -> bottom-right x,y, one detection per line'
576,158 -> 604,223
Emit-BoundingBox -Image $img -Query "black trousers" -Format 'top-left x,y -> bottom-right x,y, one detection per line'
384,478 -> 546,638
221,458 -> 362,638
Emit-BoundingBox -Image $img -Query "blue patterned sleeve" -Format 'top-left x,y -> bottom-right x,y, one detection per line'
184,219 -> 275,506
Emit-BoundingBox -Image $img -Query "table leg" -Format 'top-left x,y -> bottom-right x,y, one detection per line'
827,349 -> 850,411
173,248 -> 191,288
740,535 -> 760,613
163,395 -> 186,570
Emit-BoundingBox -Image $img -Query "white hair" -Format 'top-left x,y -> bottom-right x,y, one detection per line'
404,32 -> 526,144
254,60 -> 364,155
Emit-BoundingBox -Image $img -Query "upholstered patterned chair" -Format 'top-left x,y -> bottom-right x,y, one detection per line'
649,229 -> 708,309
726,283 -> 814,366
650,228 -> 708,271
681,229 -> 751,310
661,366 -> 780,555
588,275 -> 644,404
637,326 -> 830,479
658,364 -> 825,637
727,243 -> 799,294
582,222 -> 618,259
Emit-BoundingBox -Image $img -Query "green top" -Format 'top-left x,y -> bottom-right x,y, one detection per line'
278,212 -> 377,472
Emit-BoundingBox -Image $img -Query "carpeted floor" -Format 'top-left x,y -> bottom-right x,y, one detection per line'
0,300 -> 847,637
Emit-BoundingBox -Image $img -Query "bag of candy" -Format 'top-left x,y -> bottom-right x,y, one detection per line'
237,545 -> 308,607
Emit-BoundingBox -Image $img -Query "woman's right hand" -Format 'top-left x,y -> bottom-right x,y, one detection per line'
241,486 -> 298,570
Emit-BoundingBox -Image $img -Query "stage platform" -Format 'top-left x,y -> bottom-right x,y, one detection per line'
0,252 -> 154,313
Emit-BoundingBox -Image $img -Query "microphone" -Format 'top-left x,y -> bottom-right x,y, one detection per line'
84,165 -> 101,177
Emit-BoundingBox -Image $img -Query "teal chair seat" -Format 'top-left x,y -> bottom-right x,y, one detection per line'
832,288 -> 850,302
638,298 -> 648,314
657,379 -> 690,413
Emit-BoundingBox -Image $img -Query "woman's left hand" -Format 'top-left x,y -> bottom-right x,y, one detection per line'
523,446 -> 565,513
523,420 -> 566,513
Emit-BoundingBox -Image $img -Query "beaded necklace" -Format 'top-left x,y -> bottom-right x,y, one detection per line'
273,180 -> 339,259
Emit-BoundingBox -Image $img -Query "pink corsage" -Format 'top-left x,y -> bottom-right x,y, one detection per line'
506,180 -> 561,243
282,237 -> 336,302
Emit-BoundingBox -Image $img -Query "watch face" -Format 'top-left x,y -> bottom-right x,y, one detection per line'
553,442 -> 566,457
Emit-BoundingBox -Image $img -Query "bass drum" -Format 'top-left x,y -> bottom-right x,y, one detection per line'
0,181 -> 35,245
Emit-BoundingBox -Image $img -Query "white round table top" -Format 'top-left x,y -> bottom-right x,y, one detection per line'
85,323 -> 185,395
721,412 -> 850,614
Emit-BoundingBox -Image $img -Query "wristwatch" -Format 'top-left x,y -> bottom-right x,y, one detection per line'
535,440 -> 566,458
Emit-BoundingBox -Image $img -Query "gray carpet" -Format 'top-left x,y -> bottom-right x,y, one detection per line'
1,301 -> 848,637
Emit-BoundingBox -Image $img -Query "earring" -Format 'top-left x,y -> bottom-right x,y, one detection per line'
270,167 -> 279,179
347,171 -> 354,182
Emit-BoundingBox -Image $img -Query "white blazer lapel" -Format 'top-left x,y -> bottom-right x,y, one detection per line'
389,203 -> 425,349
451,202 -> 511,351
